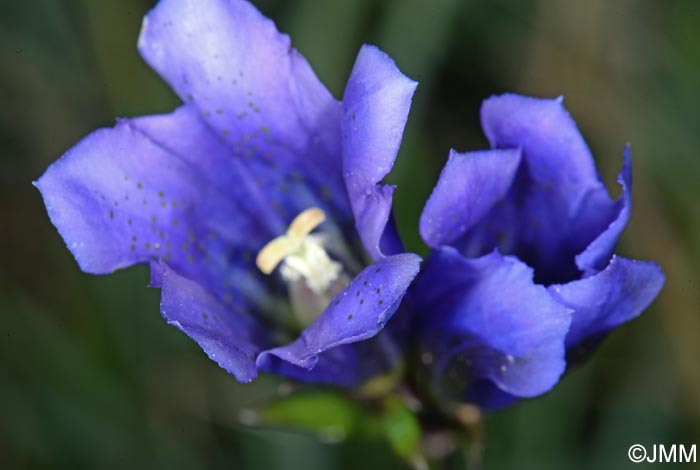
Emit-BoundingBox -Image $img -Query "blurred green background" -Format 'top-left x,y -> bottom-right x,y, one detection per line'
1,0 -> 699,468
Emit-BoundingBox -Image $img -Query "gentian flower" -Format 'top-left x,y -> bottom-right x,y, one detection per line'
36,0 -> 421,387
414,94 -> 664,409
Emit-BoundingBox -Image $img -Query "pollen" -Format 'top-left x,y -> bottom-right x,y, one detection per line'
256,207 -> 342,294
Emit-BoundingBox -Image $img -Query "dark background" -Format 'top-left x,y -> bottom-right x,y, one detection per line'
1,0 -> 699,468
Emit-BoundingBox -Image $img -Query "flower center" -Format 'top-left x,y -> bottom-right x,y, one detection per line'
256,207 -> 342,295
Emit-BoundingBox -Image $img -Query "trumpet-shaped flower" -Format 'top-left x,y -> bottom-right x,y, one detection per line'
36,0 -> 421,386
415,94 -> 664,408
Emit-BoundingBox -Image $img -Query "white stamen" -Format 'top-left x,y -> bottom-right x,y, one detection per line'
256,208 -> 342,294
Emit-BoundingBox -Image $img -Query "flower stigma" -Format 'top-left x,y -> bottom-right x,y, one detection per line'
256,207 -> 342,295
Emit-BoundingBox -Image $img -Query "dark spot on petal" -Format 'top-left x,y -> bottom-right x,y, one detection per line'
378,300 -> 384,306
202,312 -> 209,320
360,299 -> 364,305
137,182 -> 143,189
375,268 -> 381,273
347,314 -> 353,320
109,210 -> 114,219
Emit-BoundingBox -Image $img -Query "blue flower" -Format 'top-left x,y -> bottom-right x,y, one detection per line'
414,94 -> 664,409
35,0 -> 421,386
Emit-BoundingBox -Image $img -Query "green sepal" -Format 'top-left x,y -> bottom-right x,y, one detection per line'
240,387 -> 428,468
239,387 -> 373,443
379,395 -> 426,469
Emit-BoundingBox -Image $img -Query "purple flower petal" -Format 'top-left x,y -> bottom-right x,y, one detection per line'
419,148 -> 521,248
35,120 -> 220,274
132,105 -> 351,244
414,247 -> 571,400
342,45 -> 417,260
257,336 -> 400,386
160,265 -> 265,383
478,94 -> 619,282
256,253 -> 421,383
549,255 -> 665,352
462,380 -> 521,411
481,94 -> 607,221
138,0 -> 349,215
35,118 -> 269,307
575,146 -> 632,276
